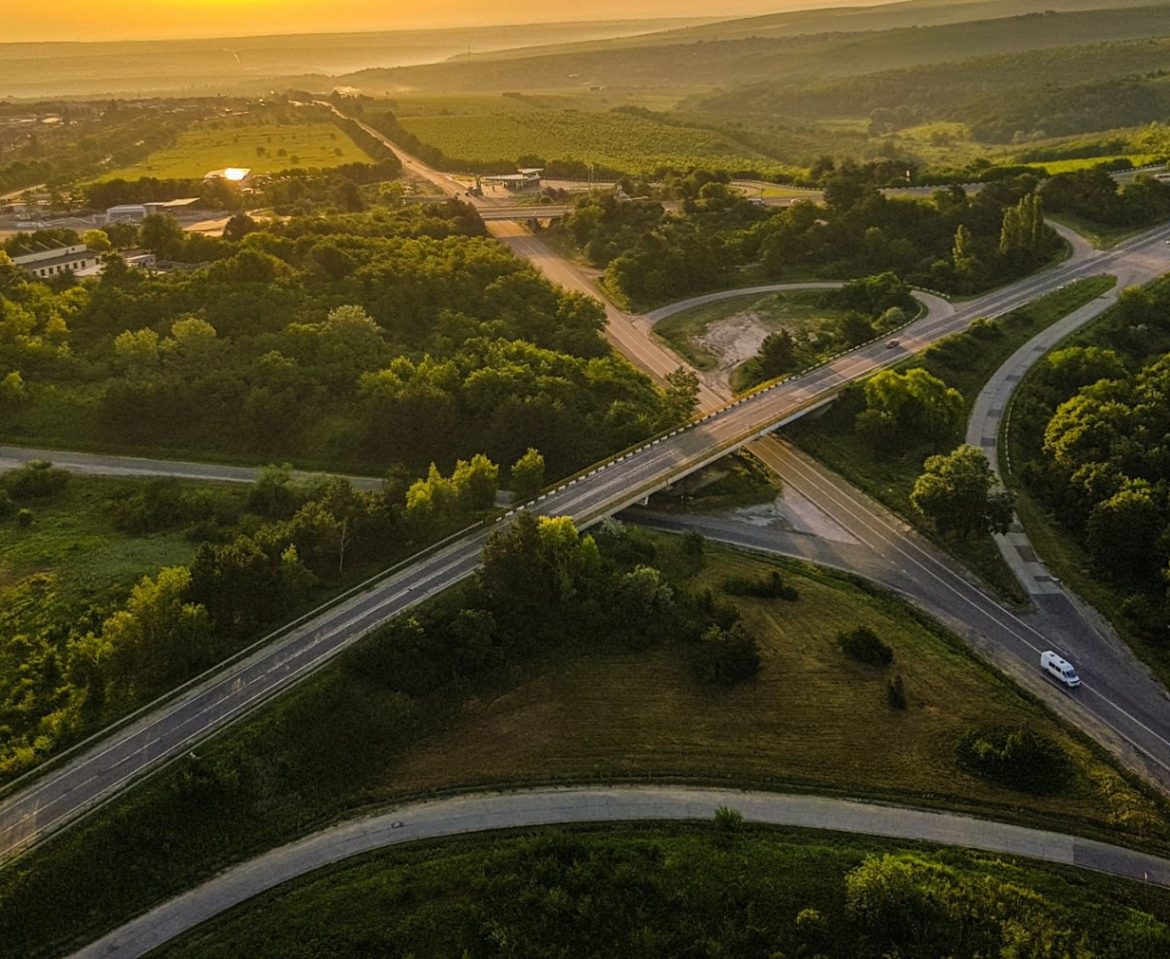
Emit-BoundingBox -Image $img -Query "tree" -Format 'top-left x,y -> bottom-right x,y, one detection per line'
691,622 -> 761,685
1039,345 -> 1126,396
998,192 -> 1046,263
112,328 -> 160,373
140,214 -> 184,259
658,367 -> 701,428
451,453 -> 499,512
99,566 -> 214,697
911,444 -> 1015,538
510,447 -> 546,501
1086,482 -> 1163,584
856,368 -> 963,451
479,513 -> 599,640
222,213 -> 258,243
0,370 -> 25,405
82,229 -> 112,252
837,625 -> 893,666
757,329 -> 798,377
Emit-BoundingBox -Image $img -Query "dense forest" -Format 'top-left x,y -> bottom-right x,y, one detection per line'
1014,278 -> 1170,645
0,202 -> 686,476
0,200 -> 697,777
562,168 -> 1060,309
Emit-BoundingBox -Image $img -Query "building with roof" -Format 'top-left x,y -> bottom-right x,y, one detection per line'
12,244 -> 100,280
105,198 -> 201,223
481,168 -> 543,193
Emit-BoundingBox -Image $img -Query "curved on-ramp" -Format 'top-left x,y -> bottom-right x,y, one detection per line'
72,785 -> 1170,959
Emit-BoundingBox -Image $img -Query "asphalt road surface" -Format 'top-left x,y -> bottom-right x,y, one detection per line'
73,785 -> 1170,959
0,445 -> 384,490
628,438 -> 1170,793
6,117 -> 1170,861
6,224 -> 1170,864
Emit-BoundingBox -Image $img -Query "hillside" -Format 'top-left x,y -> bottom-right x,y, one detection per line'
342,4 -> 1170,96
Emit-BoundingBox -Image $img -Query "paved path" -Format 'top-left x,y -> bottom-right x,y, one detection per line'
0,445 -> 384,490
71,785 -> 1170,959
966,288 -> 1120,596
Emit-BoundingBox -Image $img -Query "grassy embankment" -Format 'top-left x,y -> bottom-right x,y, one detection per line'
787,275 -> 1116,603
158,824 -> 1170,959
1,532 -> 1163,958
98,118 -> 373,182
1046,212 -> 1147,250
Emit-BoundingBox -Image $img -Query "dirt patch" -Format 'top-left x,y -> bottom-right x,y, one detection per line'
696,311 -> 771,389
731,484 -> 859,545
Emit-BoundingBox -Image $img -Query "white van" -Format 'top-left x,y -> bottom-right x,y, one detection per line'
1041,650 -> 1081,688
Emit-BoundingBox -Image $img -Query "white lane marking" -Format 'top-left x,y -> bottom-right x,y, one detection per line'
766,445 -> 1170,769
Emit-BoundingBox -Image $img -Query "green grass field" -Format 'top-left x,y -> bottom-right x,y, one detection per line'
389,94 -> 800,177
652,289 -> 848,376
157,825 -> 1170,959
0,476 -> 226,636
99,119 -> 373,182
4,533 -> 1163,959
787,276 -> 1116,603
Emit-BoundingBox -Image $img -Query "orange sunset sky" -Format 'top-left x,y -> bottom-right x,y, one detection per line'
6,0 -> 888,43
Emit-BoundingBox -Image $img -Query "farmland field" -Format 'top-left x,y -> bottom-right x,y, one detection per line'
388,95 -> 801,177
99,118 -> 373,181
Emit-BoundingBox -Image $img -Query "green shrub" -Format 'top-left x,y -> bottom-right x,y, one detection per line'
15,508 -> 34,528
956,725 -> 1071,794
692,623 -> 761,686
2,461 -> 70,500
837,626 -> 893,666
722,570 -> 799,600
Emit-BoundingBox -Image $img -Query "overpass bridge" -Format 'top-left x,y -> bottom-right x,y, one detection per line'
3,225 -> 1158,864
477,204 -> 570,221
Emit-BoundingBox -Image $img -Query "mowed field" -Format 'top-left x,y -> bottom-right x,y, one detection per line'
99,118 -> 373,181
388,94 -> 801,177
389,544 -> 1158,834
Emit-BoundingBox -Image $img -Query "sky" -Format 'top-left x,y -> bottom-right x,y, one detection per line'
5,0 -> 884,43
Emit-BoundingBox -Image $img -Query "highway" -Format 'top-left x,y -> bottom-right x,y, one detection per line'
5,113 -> 1170,863
72,785 -> 1170,959
6,221 -> 1170,865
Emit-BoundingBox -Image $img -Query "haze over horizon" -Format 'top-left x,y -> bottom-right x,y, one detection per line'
7,0 -> 896,43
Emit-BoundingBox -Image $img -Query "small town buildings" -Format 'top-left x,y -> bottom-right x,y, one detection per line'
12,245 -> 158,279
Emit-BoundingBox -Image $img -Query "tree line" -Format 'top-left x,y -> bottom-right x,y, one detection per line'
1013,278 -> 1170,641
561,167 -> 1061,309
0,203 -> 692,480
